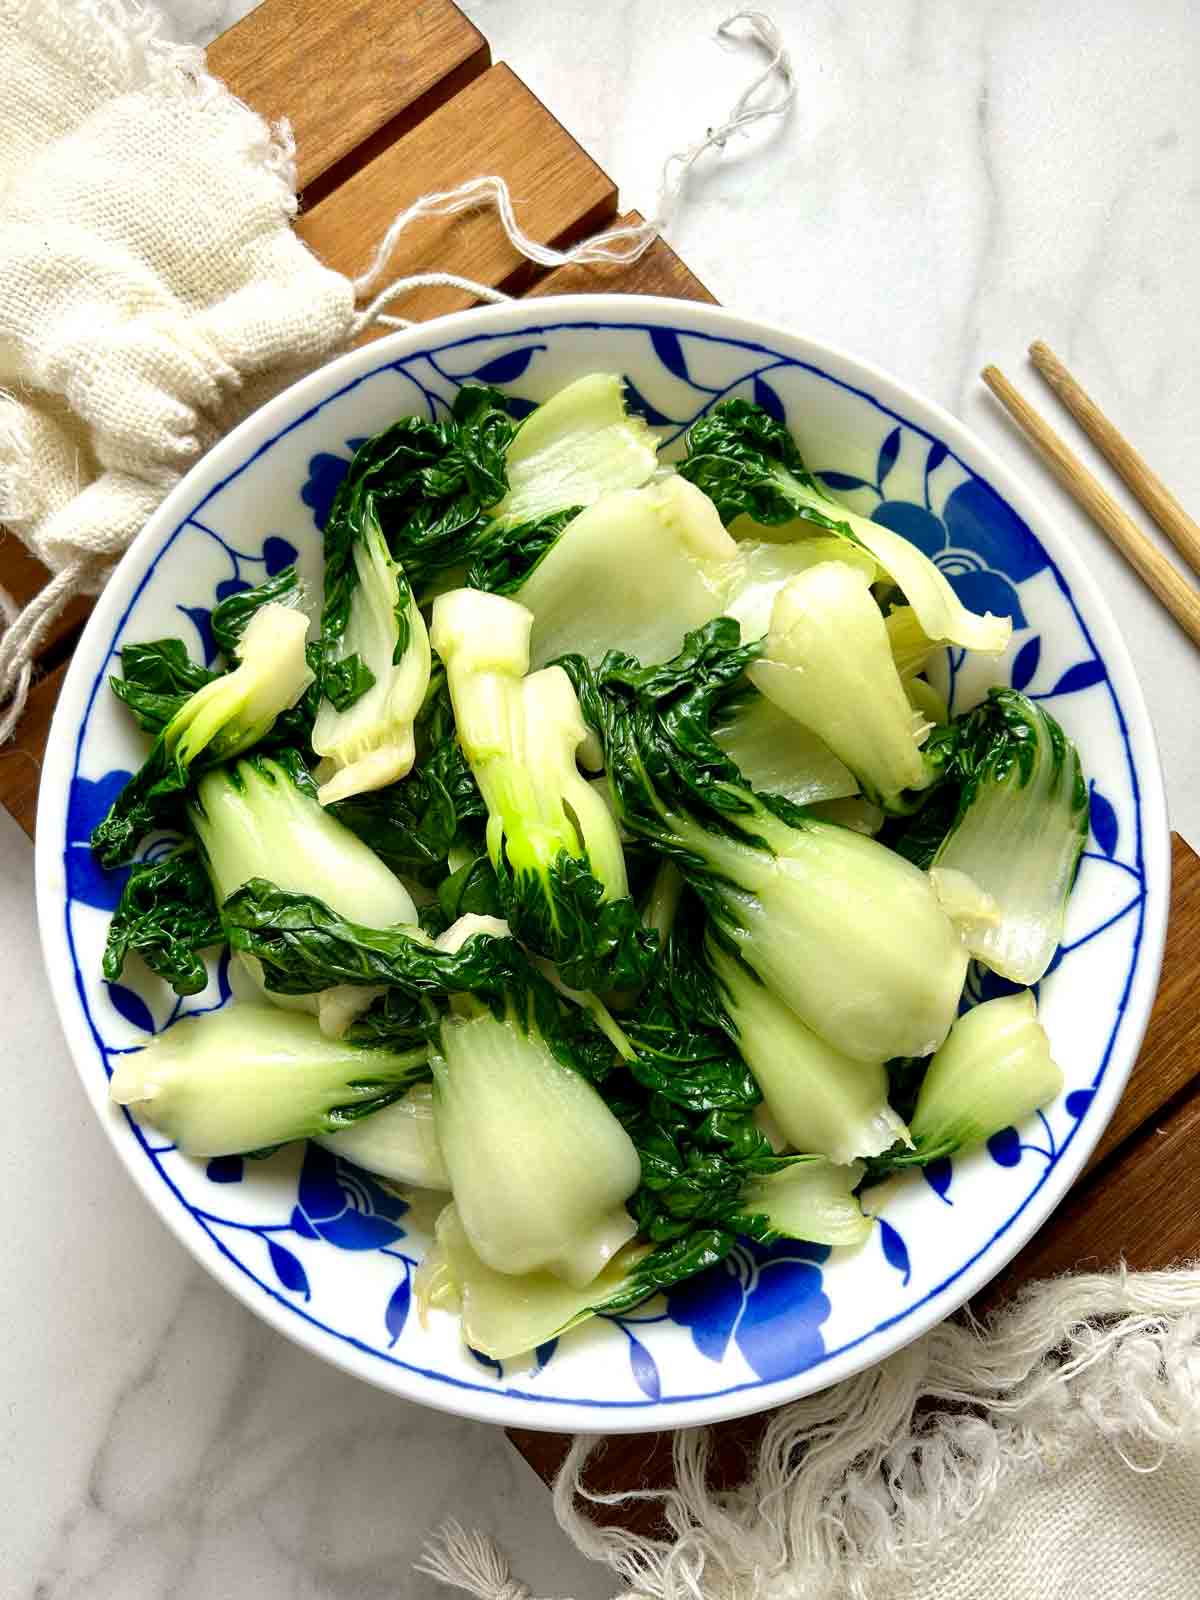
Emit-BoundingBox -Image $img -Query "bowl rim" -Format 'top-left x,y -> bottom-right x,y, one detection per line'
35,293 -> 1171,1433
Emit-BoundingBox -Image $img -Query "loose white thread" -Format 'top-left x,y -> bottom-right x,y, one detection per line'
348,12 -> 794,338
416,1268 -> 1200,1600
415,1519 -> 539,1600
0,8 -> 792,740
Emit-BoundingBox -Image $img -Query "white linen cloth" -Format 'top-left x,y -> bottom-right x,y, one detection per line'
0,0 -> 791,739
422,1269 -> 1200,1600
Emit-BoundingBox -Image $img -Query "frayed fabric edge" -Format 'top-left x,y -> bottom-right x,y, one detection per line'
419,1266 -> 1200,1600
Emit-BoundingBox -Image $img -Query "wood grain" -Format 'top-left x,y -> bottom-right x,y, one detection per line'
526,211 -> 717,304
982,364 -> 1200,649
0,662 -> 66,838
1029,341 -> 1200,580
208,0 -> 490,200
298,65 -> 617,322
1083,832 -> 1200,1173
0,536 -> 91,662
509,833 -> 1200,1498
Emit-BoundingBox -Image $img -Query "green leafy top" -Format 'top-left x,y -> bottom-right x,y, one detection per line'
102,848 -> 222,996
93,602 -> 313,866
108,639 -> 217,735
211,566 -> 306,661
678,398 -> 836,529
321,386 -> 515,617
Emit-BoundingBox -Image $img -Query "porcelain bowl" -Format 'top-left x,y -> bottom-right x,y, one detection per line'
35,296 -> 1169,1432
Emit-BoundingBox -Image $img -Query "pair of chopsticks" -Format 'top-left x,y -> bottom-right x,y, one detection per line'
982,345 -> 1200,648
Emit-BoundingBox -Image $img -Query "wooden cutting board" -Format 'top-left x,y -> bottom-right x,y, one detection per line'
3,0 -> 1197,1510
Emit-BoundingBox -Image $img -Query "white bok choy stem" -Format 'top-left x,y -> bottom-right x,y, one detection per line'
750,465 -> 1012,655
684,809 -> 968,1063
417,1203 -> 651,1360
491,372 -> 660,528
110,1005 -> 428,1157
750,561 -> 933,812
167,601 -> 313,767
718,534 -> 876,643
712,691 -> 857,808
930,692 -> 1089,984
430,587 -> 630,903
190,756 -> 417,1035
886,605 -> 939,680
909,990 -> 1063,1160
710,943 -> 911,1164
317,1082 -> 449,1189
740,1159 -> 872,1248
312,517 -> 432,805
430,1003 -> 641,1287
515,474 -> 737,668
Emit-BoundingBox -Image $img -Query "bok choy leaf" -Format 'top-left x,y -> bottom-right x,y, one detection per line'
110,1004 -> 429,1156
750,561 -> 934,812
92,602 -> 314,866
679,399 -> 1011,654
313,510 -> 432,804
929,689 -> 1089,984
430,587 -> 656,990
566,619 -> 968,1062
102,848 -> 222,997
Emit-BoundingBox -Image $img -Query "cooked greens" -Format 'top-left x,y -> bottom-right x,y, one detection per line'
93,377 -> 1086,1362
430,586 -> 655,991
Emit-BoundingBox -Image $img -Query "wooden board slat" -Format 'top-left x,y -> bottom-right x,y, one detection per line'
526,211 -> 717,304
1084,831 -> 1200,1173
509,833 -> 1200,1498
0,536 -> 92,660
0,663 -> 66,838
297,64 -> 617,323
207,0 -> 490,200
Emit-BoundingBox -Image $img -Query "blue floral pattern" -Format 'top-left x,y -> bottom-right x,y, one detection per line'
50,312 -> 1161,1425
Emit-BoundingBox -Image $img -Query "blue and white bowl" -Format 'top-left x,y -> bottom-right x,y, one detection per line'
36,297 -> 1169,1432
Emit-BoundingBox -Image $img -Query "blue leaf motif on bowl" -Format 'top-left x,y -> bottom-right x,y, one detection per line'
300,437 -> 367,531
65,770 -> 133,911
294,1144 -> 409,1251
666,1239 -> 832,1382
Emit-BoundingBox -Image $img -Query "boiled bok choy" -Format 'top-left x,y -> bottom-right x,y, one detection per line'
711,688 -> 857,808
92,369 -> 1091,1365
313,512 -> 431,805
430,586 -> 655,990
93,601 -> 313,865
928,689 -> 1089,984
514,474 -> 737,667
189,751 -> 418,1034
110,1005 -> 429,1156
431,996 -> 641,1285
750,560 -> 934,812
679,399 -> 1012,654
896,991 -> 1063,1164
317,1082 -> 449,1188
709,943 -> 911,1164
569,620 -> 968,1063
491,371 -> 659,528
421,1157 -> 869,1360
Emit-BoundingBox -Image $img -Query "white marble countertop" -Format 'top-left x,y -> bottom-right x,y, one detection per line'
5,2 -> 1200,1595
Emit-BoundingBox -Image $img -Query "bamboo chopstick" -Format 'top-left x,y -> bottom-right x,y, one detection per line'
1029,340 -> 1200,580
980,363 -> 1200,649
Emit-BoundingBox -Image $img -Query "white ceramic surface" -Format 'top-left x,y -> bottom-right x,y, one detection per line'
34,296 -> 1169,1436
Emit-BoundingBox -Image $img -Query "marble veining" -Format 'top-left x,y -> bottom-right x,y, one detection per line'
6,1 -> 1200,1594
